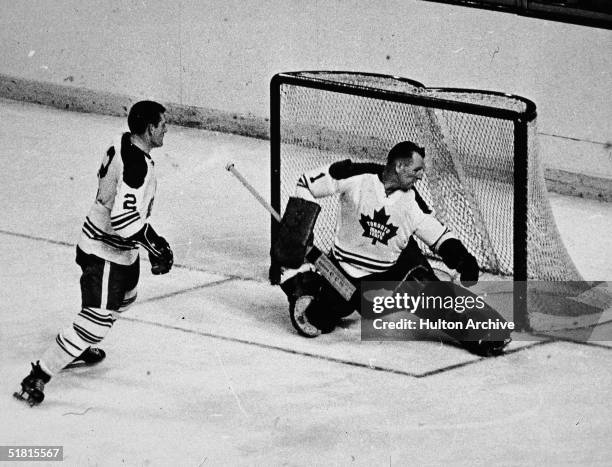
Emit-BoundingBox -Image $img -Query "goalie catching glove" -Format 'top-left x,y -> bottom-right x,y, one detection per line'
131,224 -> 174,274
437,238 -> 479,287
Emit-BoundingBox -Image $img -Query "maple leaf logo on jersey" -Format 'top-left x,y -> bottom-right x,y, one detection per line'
359,208 -> 398,245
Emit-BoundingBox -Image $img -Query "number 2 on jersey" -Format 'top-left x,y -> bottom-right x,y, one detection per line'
123,193 -> 137,211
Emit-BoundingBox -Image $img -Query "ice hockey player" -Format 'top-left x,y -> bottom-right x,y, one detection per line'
272,140 -> 511,356
14,100 -> 174,406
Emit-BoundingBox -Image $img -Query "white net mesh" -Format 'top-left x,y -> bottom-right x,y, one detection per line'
274,72 -> 582,281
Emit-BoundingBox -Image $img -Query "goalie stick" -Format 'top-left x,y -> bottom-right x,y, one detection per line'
225,162 -> 356,301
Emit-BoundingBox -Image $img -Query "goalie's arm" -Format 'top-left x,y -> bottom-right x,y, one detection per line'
276,159 -> 372,268
273,162 -> 343,268
295,159 -> 382,201
410,204 -> 479,286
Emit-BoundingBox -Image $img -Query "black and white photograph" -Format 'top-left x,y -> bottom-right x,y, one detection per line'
1,1 -> 611,465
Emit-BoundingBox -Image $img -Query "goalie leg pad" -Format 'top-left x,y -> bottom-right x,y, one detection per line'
280,270 -> 322,302
448,289 -> 512,356
281,271 -> 323,337
272,197 -> 321,269
376,236 -> 440,284
299,296 -> 342,335
280,271 -> 344,336
414,282 -> 512,356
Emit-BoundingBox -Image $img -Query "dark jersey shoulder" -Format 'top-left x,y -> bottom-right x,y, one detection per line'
328,159 -> 384,180
412,187 -> 432,214
120,132 -> 149,189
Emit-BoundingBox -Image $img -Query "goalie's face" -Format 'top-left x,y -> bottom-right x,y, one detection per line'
396,152 -> 424,191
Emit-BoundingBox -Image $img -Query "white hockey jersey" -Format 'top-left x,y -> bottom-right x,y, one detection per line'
77,133 -> 157,265
295,160 -> 454,278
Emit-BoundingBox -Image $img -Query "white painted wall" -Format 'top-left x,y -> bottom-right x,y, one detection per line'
1,0 -> 610,166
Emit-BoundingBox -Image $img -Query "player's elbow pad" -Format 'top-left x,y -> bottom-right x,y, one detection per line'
438,238 -> 479,286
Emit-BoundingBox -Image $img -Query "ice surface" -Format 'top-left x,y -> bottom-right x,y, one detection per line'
1,99 -> 611,466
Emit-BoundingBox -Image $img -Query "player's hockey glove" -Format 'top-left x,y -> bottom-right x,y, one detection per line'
132,224 -> 174,275
438,238 -> 479,287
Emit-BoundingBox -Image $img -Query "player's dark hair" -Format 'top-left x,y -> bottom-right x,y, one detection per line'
128,100 -> 166,135
387,141 -> 425,164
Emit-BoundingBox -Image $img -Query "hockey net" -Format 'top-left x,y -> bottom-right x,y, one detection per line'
271,71 -> 582,282
271,72 -> 591,332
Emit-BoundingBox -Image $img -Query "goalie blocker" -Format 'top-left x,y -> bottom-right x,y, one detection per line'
273,196 -> 355,335
271,197 -> 320,269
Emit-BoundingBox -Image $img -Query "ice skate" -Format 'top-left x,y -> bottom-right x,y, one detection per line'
64,347 -> 106,369
13,361 -> 51,406
290,296 -> 322,337
462,336 -> 512,357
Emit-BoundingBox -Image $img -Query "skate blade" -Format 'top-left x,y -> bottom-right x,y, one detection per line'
293,296 -> 321,337
64,360 -> 92,369
64,358 -> 104,370
13,391 -> 39,407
